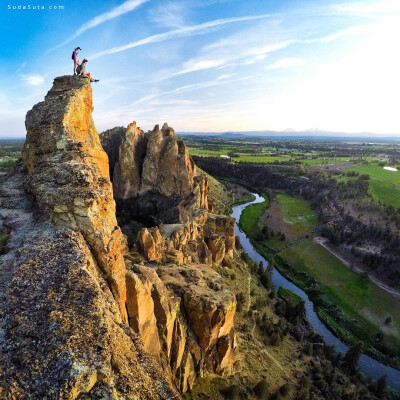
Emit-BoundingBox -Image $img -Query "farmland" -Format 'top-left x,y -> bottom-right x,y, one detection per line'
345,163 -> 400,207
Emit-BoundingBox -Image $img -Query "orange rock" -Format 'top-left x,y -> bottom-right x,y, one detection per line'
22,75 -> 128,323
126,270 -> 161,358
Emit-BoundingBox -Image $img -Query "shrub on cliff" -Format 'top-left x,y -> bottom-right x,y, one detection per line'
253,378 -> 269,398
221,384 -> 241,400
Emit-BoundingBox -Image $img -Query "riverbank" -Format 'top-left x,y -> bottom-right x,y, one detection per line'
238,193 -> 400,372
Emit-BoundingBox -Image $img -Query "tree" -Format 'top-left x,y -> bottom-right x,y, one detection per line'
343,342 -> 363,372
253,379 -> 269,398
257,261 -> 264,275
267,260 -> 274,274
375,375 -> 387,398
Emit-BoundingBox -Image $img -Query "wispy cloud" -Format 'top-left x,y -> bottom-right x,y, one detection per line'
147,1 -> 187,28
156,40 -> 295,81
333,0 -> 400,16
94,74 -> 247,124
132,74 -> 245,106
304,24 -> 376,44
154,20 -> 376,82
46,0 -> 149,53
20,74 -> 45,86
15,62 -> 27,73
90,13 -> 273,59
265,58 -> 305,70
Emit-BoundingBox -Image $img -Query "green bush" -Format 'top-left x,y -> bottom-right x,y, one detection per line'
270,333 -> 281,346
221,384 -> 241,400
279,383 -> 290,397
253,378 -> 269,398
0,231 -> 9,255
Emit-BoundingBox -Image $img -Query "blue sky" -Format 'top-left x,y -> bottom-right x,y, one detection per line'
1,0 -> 400,137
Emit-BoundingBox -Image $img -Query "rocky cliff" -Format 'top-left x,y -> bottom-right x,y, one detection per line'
100,122 -> 235,267
124,262 -> 239,392
100,122 -> 210,225
0,76 -> 179,399
100,117 -> 239,390
0,76 -> 239,398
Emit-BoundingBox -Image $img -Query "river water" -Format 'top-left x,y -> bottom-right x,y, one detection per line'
231,193 -> 400,391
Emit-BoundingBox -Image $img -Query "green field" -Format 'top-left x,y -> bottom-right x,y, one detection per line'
274,193 -> 318,236
188,149 -> 231,156
234,155 -> 292,163
369,179 -> 400,208
345,163 -> 400,207
239,195 -> 269,236
281,239 -> 400,345
346,163 -> 400,185
240,190 -> 400,365
297,156 -> 352,166
332,175 -> 357,183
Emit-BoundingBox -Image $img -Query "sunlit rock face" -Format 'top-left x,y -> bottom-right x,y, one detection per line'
125,263 -> 239,392
23,75 -> 128,322
101,122 -> 235,268
0,75 -> 179,399
100,119 -> 240,392
100,122 -> 209,223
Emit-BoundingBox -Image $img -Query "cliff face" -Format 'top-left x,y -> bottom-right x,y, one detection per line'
0,76 -> 179,399
100,122 -> 209,223
100,123 -> 235,266
124,262 -> 239,392
101,122 -> 199,201
0,76 -> 238,398
101,122 -> 239,389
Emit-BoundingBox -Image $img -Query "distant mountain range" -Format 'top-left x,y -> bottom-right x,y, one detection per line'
177,130 -> 400,141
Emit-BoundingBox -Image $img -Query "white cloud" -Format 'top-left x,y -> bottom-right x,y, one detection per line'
304,24 -> 376,44
147,1 -> 187,28
46,0 -> 149,53
334,1 -> 400,16
20,74 -> 45,86
90,13 -> 273,59
265,58 -> 305,70
156,39 -> 295,81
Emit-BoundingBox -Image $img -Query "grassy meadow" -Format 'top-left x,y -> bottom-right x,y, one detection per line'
239,191 -> 400,366
274,193 -> 318,236
345,163 -> 400,207
281,239 -> 400,345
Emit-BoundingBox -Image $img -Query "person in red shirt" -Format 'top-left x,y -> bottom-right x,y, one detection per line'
72,47 -> 81,75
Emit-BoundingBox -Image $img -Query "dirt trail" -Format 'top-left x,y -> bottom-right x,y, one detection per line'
314,236 -> 400,300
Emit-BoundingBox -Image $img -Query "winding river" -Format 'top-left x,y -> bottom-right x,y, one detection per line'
231,193 -> 400,391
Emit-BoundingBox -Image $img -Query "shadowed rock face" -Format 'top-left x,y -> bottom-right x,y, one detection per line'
0,76 -> 179,399
100,122 -> 209,223
101,123 -> 235,266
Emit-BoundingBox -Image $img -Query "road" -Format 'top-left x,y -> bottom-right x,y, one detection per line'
313,236 -> 400,300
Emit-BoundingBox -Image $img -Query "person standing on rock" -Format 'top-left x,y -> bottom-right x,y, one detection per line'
72,47 -> 81,75
76,59 -> 99,82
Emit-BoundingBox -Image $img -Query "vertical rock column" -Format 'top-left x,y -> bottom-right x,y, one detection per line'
22,75 -> 128,323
